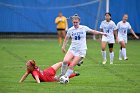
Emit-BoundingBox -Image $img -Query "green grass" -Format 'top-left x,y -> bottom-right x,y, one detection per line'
0,39 -> 140,93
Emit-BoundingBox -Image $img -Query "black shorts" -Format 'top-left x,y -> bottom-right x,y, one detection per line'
57,28 -> 65,31
108,43 -> 114,48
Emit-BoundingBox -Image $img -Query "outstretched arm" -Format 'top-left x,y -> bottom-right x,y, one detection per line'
90,30 -> 107,36
62,36 -> 69,53
34,76 -> 40,83
65,18 -> 68,31
19,71 -> 29,83
130,29 -> 139,39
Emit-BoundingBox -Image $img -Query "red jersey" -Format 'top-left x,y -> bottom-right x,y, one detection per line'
30,66 -> 56,82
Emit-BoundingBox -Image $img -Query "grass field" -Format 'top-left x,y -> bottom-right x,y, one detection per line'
0,39 -> 140,93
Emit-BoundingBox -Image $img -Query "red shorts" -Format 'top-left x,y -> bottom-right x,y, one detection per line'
43,67 -> 56,82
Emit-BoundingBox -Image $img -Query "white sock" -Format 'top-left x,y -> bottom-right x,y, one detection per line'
119,50 -> 122,58
122,48 -> 127,59
110,52 -> 114,62
102,51 -> 106,61
61,62 -> 68,75
65,69 -> 73,77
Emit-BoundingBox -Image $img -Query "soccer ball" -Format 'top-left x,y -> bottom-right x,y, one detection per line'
59,75 -> 69,84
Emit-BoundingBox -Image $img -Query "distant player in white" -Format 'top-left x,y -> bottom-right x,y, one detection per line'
116,14 -> 139,60
61,14 -> 107,81
100,13 -> 118,64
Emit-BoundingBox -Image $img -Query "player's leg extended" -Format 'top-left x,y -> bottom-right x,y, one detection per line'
69,73 -> 80,78
108,43 -> 114,64
65,56 -> 82,77
51,62 -> 63,71
101,41 -> 107,64
52,61 -> 73,81
61,51 -> 74,75
120,41 -> 127,60
51,61 -> 72,72
57,31 -> 62,45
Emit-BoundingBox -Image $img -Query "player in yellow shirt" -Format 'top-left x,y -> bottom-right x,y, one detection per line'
55,12 -> 68,46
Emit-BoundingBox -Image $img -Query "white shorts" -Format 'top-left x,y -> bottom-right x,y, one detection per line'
118,36 -> 127,43
68,49 -> 86,58
102,36 -> 115,43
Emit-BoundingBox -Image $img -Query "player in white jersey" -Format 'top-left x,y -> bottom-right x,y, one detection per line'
100,13 -> 118,64
116,14 -> 139,60
60,14 -> 107,81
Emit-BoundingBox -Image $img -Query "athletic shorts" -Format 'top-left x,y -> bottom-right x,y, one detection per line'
57,28 -> 65,31
43,67 -> 56,82
102,35 -> 115,43
68,49 -> 86,58
118,36 -> 127,43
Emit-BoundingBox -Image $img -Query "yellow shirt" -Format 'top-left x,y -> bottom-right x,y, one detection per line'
55,16 -> 67,29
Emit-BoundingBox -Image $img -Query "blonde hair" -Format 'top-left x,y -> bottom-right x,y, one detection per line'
71,14 -> 80,21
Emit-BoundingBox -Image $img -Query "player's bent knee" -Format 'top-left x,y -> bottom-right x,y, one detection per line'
102,48 -> 105,51
101,46 -> 106,51
121,43 -> 126,48
109,49 -> 113,52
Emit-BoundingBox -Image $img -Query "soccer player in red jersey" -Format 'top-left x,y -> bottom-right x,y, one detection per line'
19,60 -> 79,83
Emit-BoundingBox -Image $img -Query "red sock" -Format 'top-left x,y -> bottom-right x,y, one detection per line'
69,74 -> 76,78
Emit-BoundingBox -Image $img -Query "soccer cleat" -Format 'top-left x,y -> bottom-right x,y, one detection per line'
77,60 -> 83,66
102,60 -> 107,64
119,57 -> 123,60
74,72 -> 80,76
110,61 -> 113,64
124,57 -> 128,60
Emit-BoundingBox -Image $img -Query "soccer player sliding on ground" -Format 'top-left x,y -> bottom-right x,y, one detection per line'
19,60 -> 79,83
116,14 -> 139,60
60,14 -> 107,84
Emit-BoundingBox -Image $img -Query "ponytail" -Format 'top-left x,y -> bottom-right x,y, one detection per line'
30,60 -> 36,67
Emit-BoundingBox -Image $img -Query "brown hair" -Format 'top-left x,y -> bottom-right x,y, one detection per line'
26,60 -> 36,68
30,60 -> 36,67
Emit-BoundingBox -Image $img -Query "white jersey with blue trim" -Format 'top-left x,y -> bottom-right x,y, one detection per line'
100,20 -> 116,39
66,25 -> 93,50
117,21 -> 131,38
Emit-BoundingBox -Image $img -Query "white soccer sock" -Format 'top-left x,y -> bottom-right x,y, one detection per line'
102,51 -> 106,61
119,50 -> 122,58
110,52 -> 114,62
65,69 -> 73,77
122,48 -> 127,59
61,62 -> 68,75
